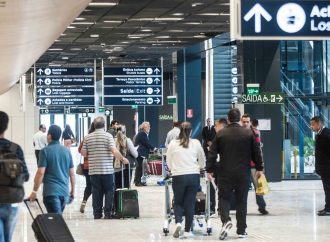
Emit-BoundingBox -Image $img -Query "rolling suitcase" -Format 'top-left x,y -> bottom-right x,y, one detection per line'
116,163 -> 140,218
24,199 -> 75,242
148,160 -> 162,175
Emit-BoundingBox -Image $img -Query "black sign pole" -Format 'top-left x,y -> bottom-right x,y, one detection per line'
101,59 -> 104,108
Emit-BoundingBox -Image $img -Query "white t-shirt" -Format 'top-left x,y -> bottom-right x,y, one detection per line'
167,138 -> 206,176
32,131 -> 48,150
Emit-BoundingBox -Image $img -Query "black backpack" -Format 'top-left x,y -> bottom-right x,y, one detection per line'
0,143 -> 25,203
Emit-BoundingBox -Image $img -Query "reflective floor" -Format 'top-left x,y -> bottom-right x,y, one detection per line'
12,152 -> 330,242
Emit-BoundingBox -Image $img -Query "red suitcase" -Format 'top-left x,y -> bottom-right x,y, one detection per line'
148,161 -> 162,175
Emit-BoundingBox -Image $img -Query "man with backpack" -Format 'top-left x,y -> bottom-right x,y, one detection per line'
0,111 -> 29,242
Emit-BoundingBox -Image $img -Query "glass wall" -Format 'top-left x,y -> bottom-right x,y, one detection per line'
281,40 -> 330,179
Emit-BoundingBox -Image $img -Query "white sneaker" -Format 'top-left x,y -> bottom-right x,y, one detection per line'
173,223 -> 182,238
180,231 -> 194,239
238,232 -> 248,238
219,220 -> 232,240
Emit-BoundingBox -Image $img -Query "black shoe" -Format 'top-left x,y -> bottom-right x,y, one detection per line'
104,214 -> 111,219
94,215 -> 102,219
258,208 -> 269,215
135,183 -> 143,187
238,232 -> 248,238
317,209 -> 330,216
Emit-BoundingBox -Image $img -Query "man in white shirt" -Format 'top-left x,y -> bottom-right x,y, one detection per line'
165,121 -> 181,147
32,124 -> 47,163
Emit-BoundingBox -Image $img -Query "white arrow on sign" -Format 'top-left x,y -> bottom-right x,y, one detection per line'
37,89 -> 43,95
37,99 -> 43,105
243,3 -> 272,33
277,95 -> 283,102
37,69 -> 43,75
154,68 -> 160,74
154,78 -> 160,84
154,88 -> 160,94
37,79 -> 43,85
154,98 -> 161,104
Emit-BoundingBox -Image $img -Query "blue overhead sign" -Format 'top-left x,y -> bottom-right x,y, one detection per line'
231,0 -> 330,40
36,67 -> 95,107
103,66 -> 163,106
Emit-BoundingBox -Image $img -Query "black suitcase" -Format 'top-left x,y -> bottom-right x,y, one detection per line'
24,199 -> 75,242
115,163 -> 139,218
195,191 -> 206,215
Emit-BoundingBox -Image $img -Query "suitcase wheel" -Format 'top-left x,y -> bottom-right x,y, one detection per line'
207,228 -> 212,235
163,228 -> 169,236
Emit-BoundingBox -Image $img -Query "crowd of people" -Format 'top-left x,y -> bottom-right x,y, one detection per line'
1,108 -> 330,242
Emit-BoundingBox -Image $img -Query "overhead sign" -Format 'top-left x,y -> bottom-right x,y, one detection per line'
69,107 -> 95,114
231,0 -> 330,40
39,107 -> 64,114
241,92 -> 284,104
103,67 -> 163,106
36,97 -> 95,106
36,67 -> 95,107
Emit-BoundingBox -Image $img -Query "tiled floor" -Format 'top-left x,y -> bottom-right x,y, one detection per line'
11,153 -> 330,242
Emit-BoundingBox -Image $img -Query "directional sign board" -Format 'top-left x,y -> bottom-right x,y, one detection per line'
39,107 -> 65,114
241,92 -> 284,104
36,67 -> 95,107
231,0 -> 330,40
103,67 -> 163,106
69,107 -> 95,114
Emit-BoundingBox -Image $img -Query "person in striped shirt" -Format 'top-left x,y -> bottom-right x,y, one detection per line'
81,116 -> 128,219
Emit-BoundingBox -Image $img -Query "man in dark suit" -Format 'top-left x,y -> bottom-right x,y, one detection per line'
134,121 -> 157,186
207,108 -> 263,240
310,116 -> 330,216
202,118 -> 216,158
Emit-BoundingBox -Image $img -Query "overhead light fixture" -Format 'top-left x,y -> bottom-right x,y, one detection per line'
70,48 -> 82,51
103,20 -> 122,23
167,29 -> 184,32
90,34 -> 99,38
75,17 -> 86,20
155,36 -> 170,39
128,36 -> 142,39
89,2 -> 117,6
194,34 -> 207,38
67,26 -> 76,29
54,39 -> 61,42
184,22 -> 201,25
198,13 -> 220,16
131,17 -> 183,21
140,29 -> 152,32
219,3 -> 230,5
60,33 -> 67,36
62,57 -> 69,60
172,13 -> 184,16
121,41 -> 130,44
71,22 -> 94,25
48,48 -> 63,51
220,13 -> 230,16
191,3 -> 204,7
48,63 -> 62,67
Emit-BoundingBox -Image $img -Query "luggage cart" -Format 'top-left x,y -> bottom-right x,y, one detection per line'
141,148 -> 168,185
162,171 -> 212,236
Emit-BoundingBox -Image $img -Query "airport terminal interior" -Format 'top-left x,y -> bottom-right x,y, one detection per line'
1,0 -> 330,241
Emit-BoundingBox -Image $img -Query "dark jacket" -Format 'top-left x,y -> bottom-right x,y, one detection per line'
134,131 -> 155,159
202,125 -> 216,148
315,127 -> 330,178
206,123 -> 263,177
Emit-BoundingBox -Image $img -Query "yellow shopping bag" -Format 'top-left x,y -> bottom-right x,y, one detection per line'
256,174 -> 269,196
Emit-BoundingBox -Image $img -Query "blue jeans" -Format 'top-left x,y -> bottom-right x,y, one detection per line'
172,174 -> 200,232
43,196 -> 66,214
90,174 -> 115,217
0,204 -> 18,242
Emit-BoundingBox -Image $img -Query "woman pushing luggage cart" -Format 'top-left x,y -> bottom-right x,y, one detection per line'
163,122 -> 212,238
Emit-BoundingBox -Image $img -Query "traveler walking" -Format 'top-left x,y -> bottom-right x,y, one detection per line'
167,122 -> 206,239
81,117 -> 129,219
78,122 -> 95,213
134,121 -> 157,187
32,124 -> 47,163
207,108 -> 263,240
29,125 -> 75,214
165,121 -> 181,147
0,111 -> 29,242
62,124 -> 75,149
310,116 -> 330,216
202,118 -> 216,158
241,114 -> 269,215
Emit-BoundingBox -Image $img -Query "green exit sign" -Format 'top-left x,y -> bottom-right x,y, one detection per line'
99,107 -> 105,113
167,95 -> 177,105
247,83 -> 259,95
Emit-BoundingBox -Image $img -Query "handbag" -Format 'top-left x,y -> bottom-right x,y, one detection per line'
256,174 -> 269,195
126,154 -> 137,168
76,163 -> 84,176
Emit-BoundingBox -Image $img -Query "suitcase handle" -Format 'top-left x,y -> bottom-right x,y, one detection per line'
121,162 -> 131,189
24,198 -> 44,220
